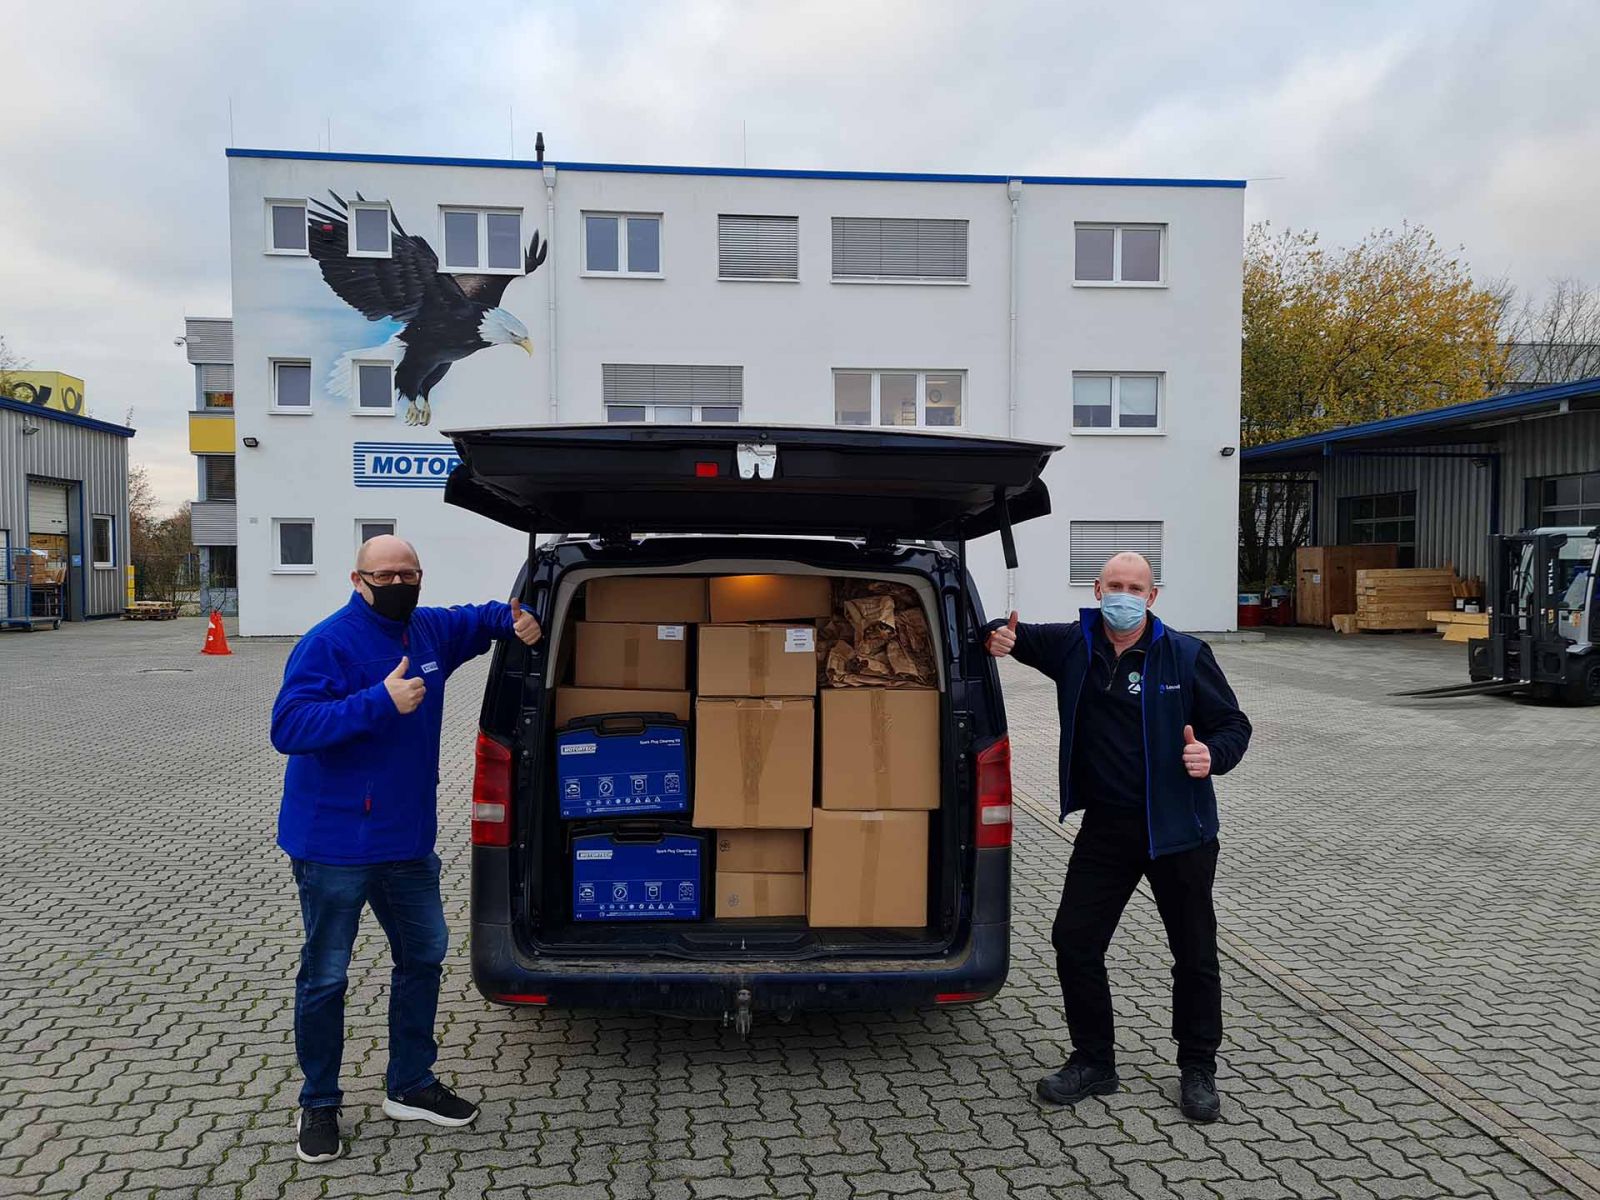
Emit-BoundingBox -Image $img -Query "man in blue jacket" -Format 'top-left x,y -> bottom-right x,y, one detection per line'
271,535 -> 541,1163
987,552 -> 1251,1123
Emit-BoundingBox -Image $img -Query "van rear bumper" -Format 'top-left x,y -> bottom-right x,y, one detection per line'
469,846 -> 1010,1013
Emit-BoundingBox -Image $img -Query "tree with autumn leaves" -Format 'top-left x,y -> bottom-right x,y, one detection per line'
1239,223 -> 1511,591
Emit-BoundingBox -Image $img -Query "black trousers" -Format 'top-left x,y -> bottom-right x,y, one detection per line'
1052,805 -> 1222,1074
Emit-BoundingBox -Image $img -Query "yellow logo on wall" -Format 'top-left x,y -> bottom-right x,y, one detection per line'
2,371 -> 87,415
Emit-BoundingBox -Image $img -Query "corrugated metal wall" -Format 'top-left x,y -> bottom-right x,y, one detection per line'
0,405 -> 131,618
1317,408 -> 1600,579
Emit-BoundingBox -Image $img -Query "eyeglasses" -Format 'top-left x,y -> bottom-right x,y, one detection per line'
359,569 -> 423,586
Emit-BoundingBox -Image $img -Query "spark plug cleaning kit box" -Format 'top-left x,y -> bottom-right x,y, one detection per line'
556,716 -> 689,819
571,828 -> 705,921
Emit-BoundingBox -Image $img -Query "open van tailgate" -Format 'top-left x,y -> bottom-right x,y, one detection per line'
443,423 -> 1058,543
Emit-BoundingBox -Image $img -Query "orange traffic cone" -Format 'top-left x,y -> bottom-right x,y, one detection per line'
201,611 -> 232,656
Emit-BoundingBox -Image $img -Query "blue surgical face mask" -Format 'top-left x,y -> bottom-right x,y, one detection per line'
1100,592 -> 1148,633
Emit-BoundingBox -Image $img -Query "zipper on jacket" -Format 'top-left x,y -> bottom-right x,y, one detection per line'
364,782 -> 373,816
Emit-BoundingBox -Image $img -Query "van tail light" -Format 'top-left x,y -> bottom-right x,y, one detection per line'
471,732 -> 514,847
975,735 -> 1013,849
935,991 -> 986,1005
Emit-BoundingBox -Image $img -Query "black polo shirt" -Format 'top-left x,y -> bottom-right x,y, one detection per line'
1069,622 -> 1152,811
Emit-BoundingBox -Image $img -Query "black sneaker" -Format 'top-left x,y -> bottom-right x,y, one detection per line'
1036,1058 -> 1120,1106
295,1106 -> 343,1163
382,1080 -> 479,1128
1180,1067 -> 1221,1122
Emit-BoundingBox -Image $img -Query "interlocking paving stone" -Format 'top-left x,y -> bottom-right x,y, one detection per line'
0,617 -> 1592,1198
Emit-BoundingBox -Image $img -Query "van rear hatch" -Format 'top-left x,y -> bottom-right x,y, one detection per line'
444,423 -> 1057,558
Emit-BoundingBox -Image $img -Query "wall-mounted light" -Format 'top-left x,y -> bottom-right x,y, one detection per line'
1220,446 -> 1237,457
242,436 -> 260,448
21,418 -> 39,436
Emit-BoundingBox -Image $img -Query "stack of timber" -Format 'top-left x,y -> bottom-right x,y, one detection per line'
1429,610 -> 1491,644
124,601 -> 180,621
1354,568 -> 1461,631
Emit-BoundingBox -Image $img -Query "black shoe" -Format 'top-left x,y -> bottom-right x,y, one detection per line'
383,1080 -> 479,1128
1180,1067 -> 1221,1122
1036,1059 -> 1120,1106
295,1106 -> 343,1163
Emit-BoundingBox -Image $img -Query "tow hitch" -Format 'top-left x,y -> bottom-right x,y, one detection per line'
724,988 -> 754,1038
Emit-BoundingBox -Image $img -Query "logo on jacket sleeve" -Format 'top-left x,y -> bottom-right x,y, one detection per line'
421,661 -> 439,674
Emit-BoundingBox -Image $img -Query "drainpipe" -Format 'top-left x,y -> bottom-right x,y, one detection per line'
1005,178 -> 1023,616
543,163 -> 559,422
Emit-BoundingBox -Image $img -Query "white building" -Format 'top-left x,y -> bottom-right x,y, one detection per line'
226,147 -> 1244,636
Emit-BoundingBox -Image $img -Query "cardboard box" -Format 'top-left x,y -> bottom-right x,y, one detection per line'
574,621 -> 688,690
555,687 -> 691,726
819,688 -> 940,811
698,624 -> 818,697
693,698 -> 814,828
586,576 -> 709,623
715,828 -> 806,874
716,870 -> 808,918
807,809 -> 928,928
709,575 -> 834,623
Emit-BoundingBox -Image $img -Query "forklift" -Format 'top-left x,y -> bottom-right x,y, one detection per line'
1399,526 -> 1599,704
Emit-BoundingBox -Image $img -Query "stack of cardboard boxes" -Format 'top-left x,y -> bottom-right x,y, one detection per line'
553,573 -> 940,930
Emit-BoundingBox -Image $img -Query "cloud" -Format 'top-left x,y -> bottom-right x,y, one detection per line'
2,0 -> 1597,510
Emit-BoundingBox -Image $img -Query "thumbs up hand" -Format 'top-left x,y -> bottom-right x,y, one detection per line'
510,597 -> 542,646
1182,724 -> 1211,779
987,611 -> 1019,658
384,656 -> 426,715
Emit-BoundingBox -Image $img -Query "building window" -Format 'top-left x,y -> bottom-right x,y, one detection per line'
271,360 -> 312,412
441,208 -> 523,272
203,391 -> 234,410
357,519 -> 396,550
602,364 -> 741,422
832,217 -> 968,283
1338,491 -> 1417,568
833,370 -> 964,428
1069,521 -> 1164,585
718,215 -> 799,281
267,200 -> 307,254
206,545 -> 238,588
353,361 -> 395,414
1534,471 -> 1600,528
199,362 -> 235,409
273,519 -> 315,572
1071,372 -> 1163,432
349,202 -> 392,257
583,213 -> 662,276
1074,224 -> 1165,285
91,516 -> 114,568
200,456 -> 236,502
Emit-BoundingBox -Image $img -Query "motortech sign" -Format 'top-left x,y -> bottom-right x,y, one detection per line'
352,442 -> 462,489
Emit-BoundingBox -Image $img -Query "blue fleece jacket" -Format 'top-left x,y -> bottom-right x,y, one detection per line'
991,609 -> 1252,857
272,592 -> 514,865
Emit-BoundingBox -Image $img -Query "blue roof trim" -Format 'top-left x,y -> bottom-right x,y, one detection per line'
1242,376 -> 1600,462
0,394 -> 136,438
224,147 -> 1246,189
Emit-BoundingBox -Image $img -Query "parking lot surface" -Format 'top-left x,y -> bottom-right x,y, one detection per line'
1,618 -> 1596,1199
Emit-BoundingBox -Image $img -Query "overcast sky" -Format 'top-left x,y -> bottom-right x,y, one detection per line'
3,0 -> 1597,510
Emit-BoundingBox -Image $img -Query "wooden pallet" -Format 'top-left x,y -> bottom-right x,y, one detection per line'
1355,567 -> 1463,632
124,602 -> 180,621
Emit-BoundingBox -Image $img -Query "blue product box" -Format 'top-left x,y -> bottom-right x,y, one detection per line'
571,830 -> 704,921
556,716 -> 689,819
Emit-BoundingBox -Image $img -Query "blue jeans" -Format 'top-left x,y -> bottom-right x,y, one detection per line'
291,854 -> 448,1109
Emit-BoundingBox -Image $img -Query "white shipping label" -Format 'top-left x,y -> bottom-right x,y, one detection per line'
657,625 -> 686,641
784,628 -> 816,653
1311,573 -> 1322,583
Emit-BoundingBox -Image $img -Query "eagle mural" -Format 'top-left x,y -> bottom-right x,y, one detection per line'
306,193 -> 548,425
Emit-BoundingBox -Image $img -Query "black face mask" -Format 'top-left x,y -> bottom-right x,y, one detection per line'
366,581 -> 421,623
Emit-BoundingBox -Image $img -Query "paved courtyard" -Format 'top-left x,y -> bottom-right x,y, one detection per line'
1,617 -> 1596,1200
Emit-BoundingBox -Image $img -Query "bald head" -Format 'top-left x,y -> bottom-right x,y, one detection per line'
355,534 -> 420,573
1099,552 -> 1155,593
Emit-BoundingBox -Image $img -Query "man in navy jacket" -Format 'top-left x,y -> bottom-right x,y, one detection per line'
271,535 -> 541,1163
988,552 -> 1251,1122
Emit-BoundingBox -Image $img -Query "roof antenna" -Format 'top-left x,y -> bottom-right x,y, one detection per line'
535,131 -> 545,165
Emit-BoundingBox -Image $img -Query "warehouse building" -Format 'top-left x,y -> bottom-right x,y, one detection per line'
227,146 -> 1246,636
1242,376 -> 1600,580
0,395 -> 134,624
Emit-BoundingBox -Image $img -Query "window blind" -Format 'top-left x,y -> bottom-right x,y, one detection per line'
1069,521 -> 1164,585
602,364 -> 743,406
718,215 -> 798,280
831,217 -> 968,281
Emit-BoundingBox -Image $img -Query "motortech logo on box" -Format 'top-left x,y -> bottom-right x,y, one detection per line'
560,743 -> 598,755
352,442 -> 463,489
574,849 -> 613,860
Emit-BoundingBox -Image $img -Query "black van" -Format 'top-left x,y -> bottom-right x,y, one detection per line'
445,424 -> 1058,1031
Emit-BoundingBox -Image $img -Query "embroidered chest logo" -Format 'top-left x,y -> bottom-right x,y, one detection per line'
421,661 -> 440,674
1126,669 -> 1142,695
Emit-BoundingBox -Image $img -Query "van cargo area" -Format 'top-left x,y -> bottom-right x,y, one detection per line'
523,564 -> 961,961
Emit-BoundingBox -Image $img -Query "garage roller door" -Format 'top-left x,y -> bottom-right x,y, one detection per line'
28,480 -> 69,537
